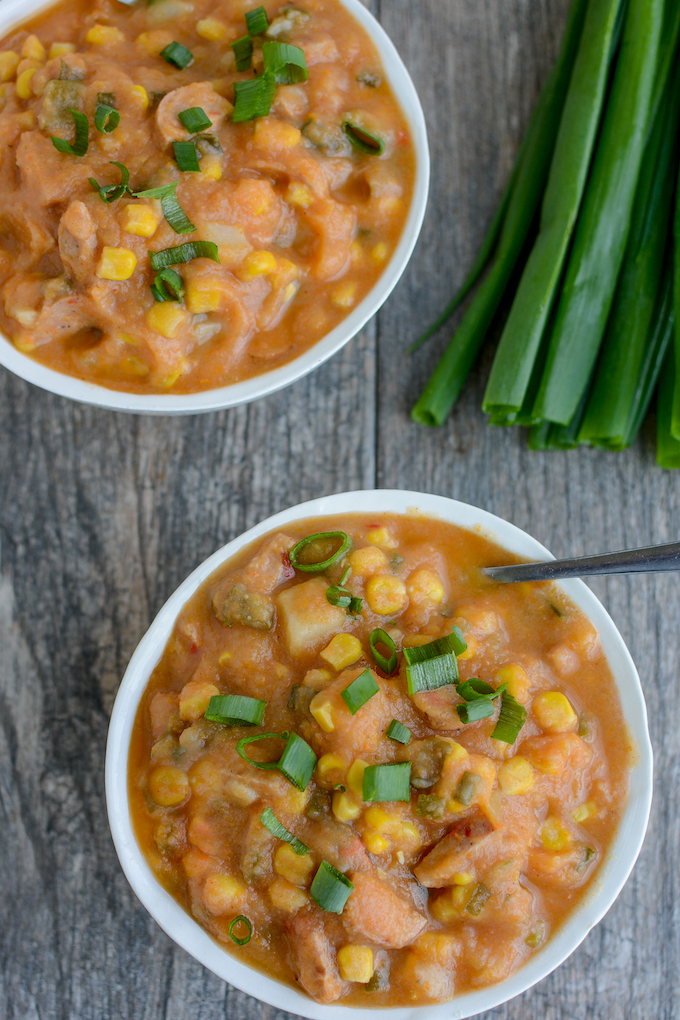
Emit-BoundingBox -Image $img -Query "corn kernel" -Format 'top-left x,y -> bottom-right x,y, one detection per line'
498,755 -> 534,796
218,650 -> 232,666
179,679 -> 220,722
49,42 -> 76,59
366,526 -> 398,549
240,250 -> 278,278
148,765 -> 190,807
349,240 -> 363,264
285,181 -> 314,207
269,877 -> 308,912
197,17 -> 228,41
365,575 -> 408,616
430,891 -> 459,922
97,247 -> 137,282
185,278 -> 223,314
347,759 -> 368,797
337,945 -> 373,983
573,799 -> 598,823
407,568 -> 445,604
274,844 -> 315,887
457,635 -> 478,661
130,84 -> 150,111
16,68 -> 37,100
135,30 -> 173,56
348,546 -> 389,577
123,204 -> 162,238
320,633 -> 362,671
533,691 -> 578,733
452,871 -> 475,885
317,753 -> 347,777
253,118 -> 301,150
310,693 -> 335,732
371,241 -> 388,264
0,52 -> 20,82
333,790 -> 361,822
202,874 -> 245,914
398,822 -> 421,848
495,663 -> 530,703
540,816 -> 572,851
364,831 -> 388,855
21,35 -> 46,61
86,25 -> 125,46
364,805 -> 400,835
147,303 -> 189,339
188,759 -> 221,796
202,155 -> 223,180
331,280 -> 357,309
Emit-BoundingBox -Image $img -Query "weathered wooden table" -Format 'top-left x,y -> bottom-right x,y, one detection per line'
2,0 -> 679,1017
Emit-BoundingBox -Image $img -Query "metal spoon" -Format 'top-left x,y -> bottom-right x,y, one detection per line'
484,541 -> 680,583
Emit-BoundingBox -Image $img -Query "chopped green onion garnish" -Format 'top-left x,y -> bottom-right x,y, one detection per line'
95,103 -> 120,134
362,761 -> 411,802
150,283 -> 168,303
232,72 -> 276,123
51,108 -> 89,156
178,106 -> 213,133
465,882 -> 491,916
403,628 -> 467,663
228,915 -> 252,945
310,860 -> 353,914
245,5 -> 269,35
456,698 -> 495,724
160,41 -> 194,69
132,181 -> 196,234
205,694 -> 266,726
456,677 -> 496,700
342,119 -> 385,156
404,629 -> 467,695
149,240 -> 220,271
236,732 -> 286,770
260,807 -> 309,854
89,161 -> 131,203
277,731 -> 317,790
369,628 -> 397,674
262,40 -> 308,84
491,690 -> 527,744
339,566 -> 351,585
341,668 -> 379,715
326,584 -> 362,615
173,140 -> 200,172
231,34 -> 253,71
151,268 -> 184,302
386,719 -> 411,744
289,531 -> 352,572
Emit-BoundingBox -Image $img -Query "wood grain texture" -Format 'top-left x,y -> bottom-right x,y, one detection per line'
1,0 -> 678,1018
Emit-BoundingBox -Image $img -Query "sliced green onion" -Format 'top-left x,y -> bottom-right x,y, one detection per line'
149,241 -> 220,271
453,771 -> 482,805
51,108 -> 89,156
342,120 -> 384,156
162,193 -> 197,234
260,807 -> 309,854
339,566 -> 351,585
245,5 -> 269,35
341,668 -> 379,715
89,161 -> 131,203
369,628 -> 397,674
362,762 -> 411,802
133,183 -> 177,200
456,677 -> 496,701
465,882 -> 491,916
236,732 -> 286,770
491,690 -> 527,744
310,860 -> 353,914
151,268 -> 184,302
161,41 -> 194,69
456,698 -> 495,724
326,585 -> 352,608
386,719 -> 411,745
178,106 -> 212,133
278,731 -> 317,790
232,72 -> 276,123
205,694 -> 265,726
289,531 -> 352,572
403,629 -> 467,663
228,915 -> 252,945
262,40 -> 309,84
405,654 -> 459,695
95,103 -> 120,134
173,140 -> 200,172
231,35 -> 253,72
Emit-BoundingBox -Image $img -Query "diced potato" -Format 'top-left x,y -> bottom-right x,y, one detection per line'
547,642 -> 580,676
320,633 -> 362,670
497,755 -> 534,796
533,691 -> 578,733
276,578 -> 347,658
365,575 -> 408,615
147,303 -> 189,339
337,945 -> 373,983
274,844 -> 315,887
123,204 -> 162,238
269,877 -> 309,912
148,765 -> 190,806
188,759 -> 221,796
348,545 -> 389,577
197,17 -> 228,40
97,247 -> 137,282
86,25 -> 125,45
179,678 -> 220,722
202,874 -> 245,915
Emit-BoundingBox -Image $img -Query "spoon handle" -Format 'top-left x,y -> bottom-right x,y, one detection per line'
484,541 -> 680,583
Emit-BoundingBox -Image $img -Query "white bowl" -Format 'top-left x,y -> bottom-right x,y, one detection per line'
106,489 -> 653,1019
0,0 -> 429,415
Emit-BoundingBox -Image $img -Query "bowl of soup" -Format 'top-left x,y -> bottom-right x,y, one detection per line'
106,490 -> 652,1017
0,0 -> 428,413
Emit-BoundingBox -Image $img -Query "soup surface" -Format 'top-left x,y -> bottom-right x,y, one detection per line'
129,513 -> 632,1006
0,0 -> 414,393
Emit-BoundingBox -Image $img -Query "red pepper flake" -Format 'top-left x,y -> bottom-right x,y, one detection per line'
189,643 -> 198,655
282,552 -> 295,579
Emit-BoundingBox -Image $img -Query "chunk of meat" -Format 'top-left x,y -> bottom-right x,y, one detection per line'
240,810 -> 274,884
59,201 -> 97,283
276,577 -> 347,658
156,82 -> 232,143
344,871 -> 427,948
304,817 -> 371,874
286,913 -> 347,1003
212,581 -> 274,631
149,691 -> 181,742
414,809 -> 495,887
306,668 -> 392,759
239,533 -> 296,592
398,933 -> 460,1001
